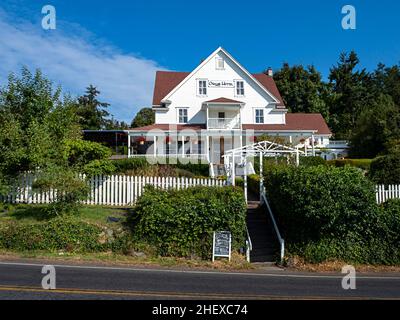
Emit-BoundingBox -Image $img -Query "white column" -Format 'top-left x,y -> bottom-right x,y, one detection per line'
153,136 -> 157,156
182,135 -> 185,157
206,135 -> 210,163
231,153 -> 236,186
244,156 -> 248,204
311,134 -> 315,156
127,134 -> 131,158
259,152 -> 263,202
296,147 -> 299,166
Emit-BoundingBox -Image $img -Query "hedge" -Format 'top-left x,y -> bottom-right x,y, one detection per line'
264,165 -> 400,264
369,151 -> 400,184
130,186 -> 247,258
299,156 -> 327,167
326,159 -> 372,171
0,216 -> 132,253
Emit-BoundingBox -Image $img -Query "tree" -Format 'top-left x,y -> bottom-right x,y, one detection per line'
0,68 -> 114,214
76,85 -> 110,130
328,51 -> 372,139
273,63 -> 330,119
131,107 -> 155,128
349,94 -> 400,158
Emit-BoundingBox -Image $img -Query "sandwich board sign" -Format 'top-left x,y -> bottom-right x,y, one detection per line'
212,231 -> 232,262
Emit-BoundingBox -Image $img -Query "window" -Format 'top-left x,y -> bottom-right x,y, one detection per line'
216,57 -> 224,70
198,80 -> 207,96
255,109 -> 264,124
236,81 -> 244,96
178,108 -> 188,124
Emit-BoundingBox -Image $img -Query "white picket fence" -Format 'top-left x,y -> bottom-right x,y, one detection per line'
0,174 -> 227,206
376,185 -> 400,204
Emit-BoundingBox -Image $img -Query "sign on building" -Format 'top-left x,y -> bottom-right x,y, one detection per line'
208,80 -> 234,88
212,231 -> 232,261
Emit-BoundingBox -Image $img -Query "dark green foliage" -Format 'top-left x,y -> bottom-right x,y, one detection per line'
0,216 -> 132,253
369,151 -> 400,184
327,159 -> 372,171
75,85 -> 110,130
112,157 -> 150,173
299,156 -> 327,167
131,107 -> 155,128
272,63 -> 329,119
349,94 -> 400,158
174,162 -> 209,177
131,186 -> 247,258
264,165 -> 400,264
328,51 -> 373,140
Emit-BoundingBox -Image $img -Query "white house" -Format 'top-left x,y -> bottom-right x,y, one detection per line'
128,47 -> 336,170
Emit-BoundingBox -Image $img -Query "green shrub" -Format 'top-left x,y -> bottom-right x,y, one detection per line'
82,159 -> 115,177
264,165 -> 394,264
63,139 -> 112,166
299,156 -> 327,167
248,174 -> 261,195
131,186 -> 247,258
0,216 -> 132,253
112,157 -> 150,173
327,159 -> 372,171
369,151 -> 400,184
112,157 -> 209,177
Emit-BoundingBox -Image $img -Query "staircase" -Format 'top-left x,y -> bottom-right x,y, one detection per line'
247,198 -> 279,263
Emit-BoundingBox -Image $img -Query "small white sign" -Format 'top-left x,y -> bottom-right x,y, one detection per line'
208,80 -> 234,88
212,231 -> 232,261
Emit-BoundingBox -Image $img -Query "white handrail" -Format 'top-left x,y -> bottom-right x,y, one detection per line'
245,226 -> 252,262
261,192 -> 285,263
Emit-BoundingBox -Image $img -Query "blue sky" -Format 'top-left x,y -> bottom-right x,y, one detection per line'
0,0 -> 399,122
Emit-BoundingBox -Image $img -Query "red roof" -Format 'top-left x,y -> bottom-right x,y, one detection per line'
129,123 -> 206,132
204,97 -> 244,104
152,71 -> 285,107
242,113 -> 331,135
129,114 -> 331,135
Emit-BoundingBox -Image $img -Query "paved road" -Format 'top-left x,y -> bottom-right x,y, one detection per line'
0,261 -> 399,300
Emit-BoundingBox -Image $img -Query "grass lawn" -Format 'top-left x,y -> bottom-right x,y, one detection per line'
0,203 -> 130,225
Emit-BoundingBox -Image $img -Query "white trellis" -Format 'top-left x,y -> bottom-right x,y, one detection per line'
223,140 -> 305,203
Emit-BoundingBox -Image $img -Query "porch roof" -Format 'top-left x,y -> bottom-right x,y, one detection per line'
203,97 -> 244,105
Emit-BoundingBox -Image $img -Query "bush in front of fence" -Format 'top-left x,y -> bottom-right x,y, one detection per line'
369,151 -> 400,184
326,158 -> 372,171
0,215 -> 133,253
130,185 -> 247,259
263,165 -> 400,264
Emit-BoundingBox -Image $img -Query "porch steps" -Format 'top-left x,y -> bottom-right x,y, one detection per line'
247,199 -> 279,263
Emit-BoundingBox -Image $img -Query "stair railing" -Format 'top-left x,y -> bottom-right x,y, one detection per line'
261,190 -> 285,264
245,226 -> 252,263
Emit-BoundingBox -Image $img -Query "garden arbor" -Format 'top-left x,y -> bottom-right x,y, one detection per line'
223,140 -> 305,203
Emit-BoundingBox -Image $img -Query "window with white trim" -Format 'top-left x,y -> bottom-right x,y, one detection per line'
255,109 -> 264,124
198,80 -> 207,96
178,108 -> 188,124
216,57 -> 224,70
236,80 -> 244,96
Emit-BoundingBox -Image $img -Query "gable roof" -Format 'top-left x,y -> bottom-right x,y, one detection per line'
153,47 -> 285,108
242,113 -> 331,135
152,71 -> 285,107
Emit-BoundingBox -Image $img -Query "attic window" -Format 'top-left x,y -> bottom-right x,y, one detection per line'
216,57 -> 224,70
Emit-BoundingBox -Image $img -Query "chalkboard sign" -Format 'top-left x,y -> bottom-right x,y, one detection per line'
212,231 -> 232,261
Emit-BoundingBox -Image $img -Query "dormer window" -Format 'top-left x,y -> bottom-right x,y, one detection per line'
216,57 -> 224,70
198,79 -> 207,96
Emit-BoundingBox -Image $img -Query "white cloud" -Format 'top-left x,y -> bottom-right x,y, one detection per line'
0,10 -> 164,123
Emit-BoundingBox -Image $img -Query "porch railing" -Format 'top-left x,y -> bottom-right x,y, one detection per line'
207,118 -> 240,129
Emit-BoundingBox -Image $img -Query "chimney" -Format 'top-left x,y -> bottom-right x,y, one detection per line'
266,67 -> 273,77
